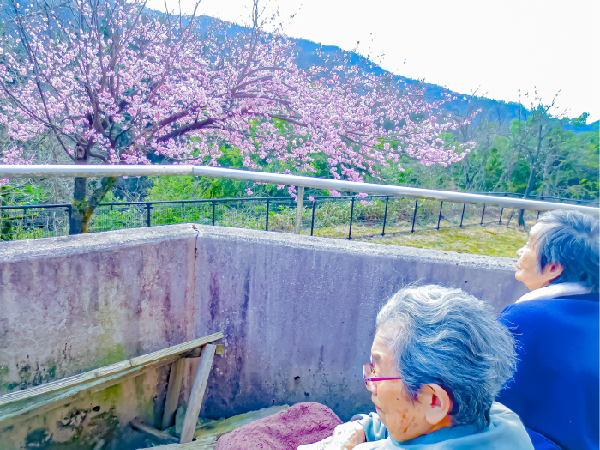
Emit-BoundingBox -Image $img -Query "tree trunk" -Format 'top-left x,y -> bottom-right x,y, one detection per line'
69,176 -> 118,234
518,165 -> 537,227
69,146 -> 118,234
69,176 -> 88,234
518,123 -> 544,228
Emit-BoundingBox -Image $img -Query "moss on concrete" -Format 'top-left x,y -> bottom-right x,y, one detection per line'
309,224 -> 527,257
98,344 -> 127,367
0,365 -> 16,392
368,225 -> 527,257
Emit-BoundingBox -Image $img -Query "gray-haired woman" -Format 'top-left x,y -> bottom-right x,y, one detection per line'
497,209 -> 599,450
301,285 -> 533,450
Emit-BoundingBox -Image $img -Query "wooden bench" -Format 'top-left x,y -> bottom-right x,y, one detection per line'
0,332 -> 224,445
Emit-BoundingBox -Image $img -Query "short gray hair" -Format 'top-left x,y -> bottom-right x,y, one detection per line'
535,210 -> 599,292
376,285 -> 516,430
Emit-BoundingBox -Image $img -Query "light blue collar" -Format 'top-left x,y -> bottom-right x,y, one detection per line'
391,424 -> 480,446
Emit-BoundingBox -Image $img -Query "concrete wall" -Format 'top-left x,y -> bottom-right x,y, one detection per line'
0,224 -> 528,448
2,365 -> 171,449
0,226 -> 198,448
193,227 -> 528,421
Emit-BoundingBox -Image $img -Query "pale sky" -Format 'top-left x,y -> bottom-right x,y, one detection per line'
149,0 -> 600,122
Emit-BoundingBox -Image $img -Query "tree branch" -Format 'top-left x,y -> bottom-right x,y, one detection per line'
156,118 -> 217,142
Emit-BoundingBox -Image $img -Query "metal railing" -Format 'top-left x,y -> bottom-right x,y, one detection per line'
1,164 -> 598,214
477,191 -> 597,206
0,194 -> 588,241
1,165 -> 597,240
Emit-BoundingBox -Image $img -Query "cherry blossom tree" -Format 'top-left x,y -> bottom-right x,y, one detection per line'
0,146 -> 32,186
0,0 -> 477,233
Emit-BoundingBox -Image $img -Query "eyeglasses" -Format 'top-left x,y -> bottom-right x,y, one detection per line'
363,363 -> 401,389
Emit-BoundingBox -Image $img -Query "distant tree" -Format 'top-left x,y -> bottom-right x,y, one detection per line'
506,92 -> 587,227
0,0 -> 475,233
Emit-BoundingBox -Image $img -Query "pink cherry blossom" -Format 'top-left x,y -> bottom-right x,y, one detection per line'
0,0 -> 476,194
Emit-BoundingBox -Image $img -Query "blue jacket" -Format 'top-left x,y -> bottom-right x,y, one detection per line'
497,292 -> 600,450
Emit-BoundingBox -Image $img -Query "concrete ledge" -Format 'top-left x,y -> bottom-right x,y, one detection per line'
0,223 -> 198,263
194,224 -> 518,270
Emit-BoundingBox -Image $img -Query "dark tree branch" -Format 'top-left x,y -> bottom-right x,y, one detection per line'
156,118 -> 217,142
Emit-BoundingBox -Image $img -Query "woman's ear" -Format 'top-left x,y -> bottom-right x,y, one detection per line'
542,262 -> 563,283
424,384 -> 452,426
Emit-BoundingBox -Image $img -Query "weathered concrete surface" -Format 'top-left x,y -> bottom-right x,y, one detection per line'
0,224 -> 527,448
1,365 -> 170,450
193,226 -> 528,421
0,225 -> 198,448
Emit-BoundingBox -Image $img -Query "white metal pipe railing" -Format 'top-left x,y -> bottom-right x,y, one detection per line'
1,164 -> 598,214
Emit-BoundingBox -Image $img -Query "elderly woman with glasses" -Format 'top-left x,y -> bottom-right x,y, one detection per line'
497,210 -> 599,450
300,285 -> 533,450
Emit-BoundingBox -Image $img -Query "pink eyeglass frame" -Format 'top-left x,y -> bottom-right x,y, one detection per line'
363,363 -> 401,384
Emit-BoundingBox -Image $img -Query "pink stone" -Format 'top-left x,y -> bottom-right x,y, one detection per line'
215,402 -> 342,450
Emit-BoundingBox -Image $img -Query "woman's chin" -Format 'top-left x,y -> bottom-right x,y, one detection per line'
514,270 -> 524,281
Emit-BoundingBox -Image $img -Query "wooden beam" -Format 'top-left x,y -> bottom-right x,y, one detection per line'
147,441 -> 217,450
130,418 -> 179,444
0,332 -> 223,409
162,359 -> 186,430
179,344 -> 217,444
0,364 -> 148,424
150,405 -> 289,450
183,347 -> 203,358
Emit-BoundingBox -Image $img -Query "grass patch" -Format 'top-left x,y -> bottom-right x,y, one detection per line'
366,225 -> 527,257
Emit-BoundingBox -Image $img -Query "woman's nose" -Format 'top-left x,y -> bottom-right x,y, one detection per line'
366,382 -> 377,395
517,247 -> 524,257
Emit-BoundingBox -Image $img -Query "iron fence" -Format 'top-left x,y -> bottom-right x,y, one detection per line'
477,192 -> 597,206
0,193 -> 578,241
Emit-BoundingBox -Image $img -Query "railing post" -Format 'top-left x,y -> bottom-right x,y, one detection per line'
310,199 -> 316,236
146,203 -> 152,227
437,201 -> 443,230
265,198 -> 270,231
212,201 -> 216,226
480,204 -> 486,225
459,203 -> 466,228
411,199 -> 418,233
499,207 -> 504,225
65,205 -> 71,236
506,210 -> 514,227
67,205 -> 72,235
294,186 -> 304,234
381,196 -> 389,236
536,211 -> 540,222
348,197 -> 355,239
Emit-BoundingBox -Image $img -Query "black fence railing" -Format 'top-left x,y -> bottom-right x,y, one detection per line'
1,193 -> 595,241
476,192 -> 597,206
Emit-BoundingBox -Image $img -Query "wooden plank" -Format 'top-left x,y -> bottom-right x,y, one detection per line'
183,347 -> 203,358
144,441 -> 216,450
130,418 -> 179,444
0,332 -> 223,409
148,405 -> 289,450
194,405 -> 288,441
161,358 -> 186,430
179,344 -> 216,444
0,364 -> 149,424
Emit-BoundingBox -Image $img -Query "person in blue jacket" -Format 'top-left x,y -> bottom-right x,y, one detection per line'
301,285 -> 534,449
497,209 -> 599,450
